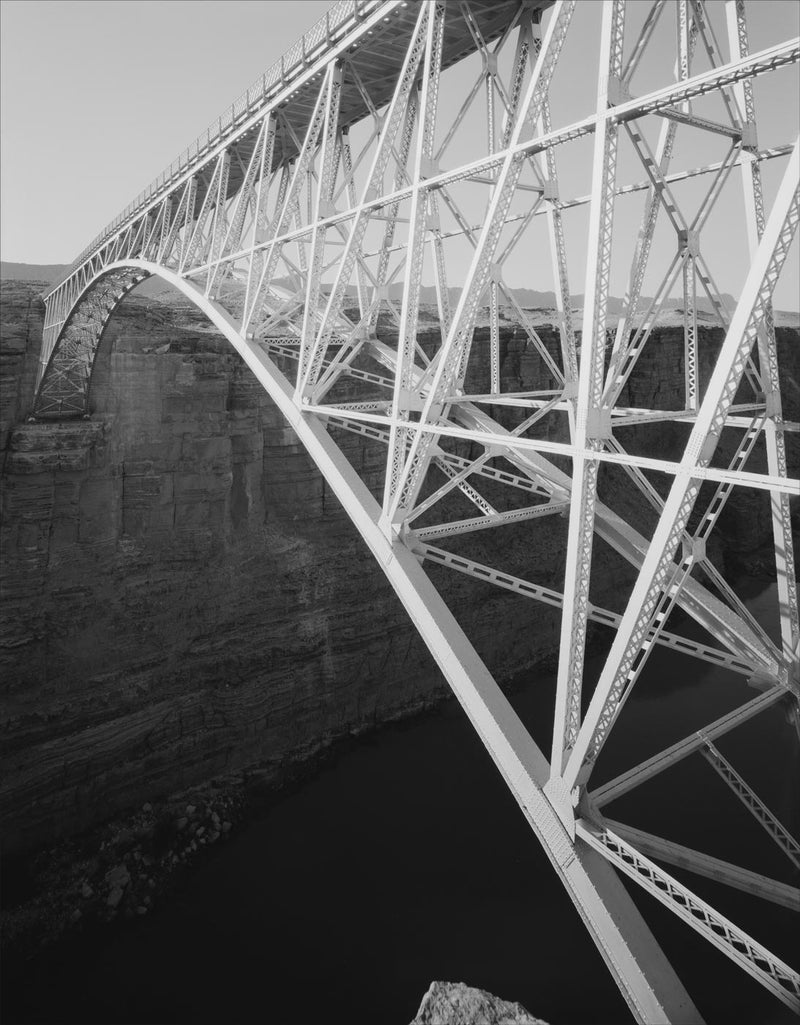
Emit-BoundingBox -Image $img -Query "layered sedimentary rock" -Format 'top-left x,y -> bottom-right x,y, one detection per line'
1,279 -> 797,854
0,283 -> 564,854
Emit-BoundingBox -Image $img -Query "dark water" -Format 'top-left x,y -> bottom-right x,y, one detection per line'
4,581 -> 798,1025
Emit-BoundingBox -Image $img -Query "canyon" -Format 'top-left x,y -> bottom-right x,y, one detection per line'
1,277 -> 797,857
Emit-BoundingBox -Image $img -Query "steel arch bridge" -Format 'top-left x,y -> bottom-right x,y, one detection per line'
37,1 -> 799,1020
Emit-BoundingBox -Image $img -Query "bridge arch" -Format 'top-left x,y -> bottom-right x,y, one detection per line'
35,264 -> 155,418
39,256 -> 703,1020
30,0 -> 800,1017
36,259 -> 317,418
35,270 -> 156,422
38,258 -> 328,424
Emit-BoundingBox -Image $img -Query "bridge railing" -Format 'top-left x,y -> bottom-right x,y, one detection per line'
50,0 -> 383,296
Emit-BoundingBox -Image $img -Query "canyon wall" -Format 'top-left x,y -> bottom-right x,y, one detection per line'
1,279 -> 797,855
1,282 -> 567,854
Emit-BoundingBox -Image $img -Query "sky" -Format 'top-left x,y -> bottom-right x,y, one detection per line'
1,0 -> 798,308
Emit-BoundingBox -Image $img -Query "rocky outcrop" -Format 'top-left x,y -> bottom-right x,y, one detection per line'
1,279 -> 797,856
411,981 -> 547,1025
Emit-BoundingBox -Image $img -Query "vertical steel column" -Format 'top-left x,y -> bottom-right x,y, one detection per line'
340,128 -> 369,323
680,0 -> 699,412
725,0 -> 800,668
531,18 -> 579,400
386,0 -> 577,530
243,80 -> 334,334
564,136 -> 800,793
383,3 -> 445,525
550,0 -> 625,777
298,63 -> 344,391
301,3 -> 431,377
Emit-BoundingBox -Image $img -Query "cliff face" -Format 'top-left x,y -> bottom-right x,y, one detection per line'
1,282 -> 569,855
1,280 -> 797,855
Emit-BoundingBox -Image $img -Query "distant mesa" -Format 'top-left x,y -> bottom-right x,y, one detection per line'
1,262 -> 69,284
1,262 -> 169,298
4,262 -> 795,324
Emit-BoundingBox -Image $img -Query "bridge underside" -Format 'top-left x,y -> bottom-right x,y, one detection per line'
38,1 -> 799,1020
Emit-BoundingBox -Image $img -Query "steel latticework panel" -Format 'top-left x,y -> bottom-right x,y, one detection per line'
36,2 -> 799,1021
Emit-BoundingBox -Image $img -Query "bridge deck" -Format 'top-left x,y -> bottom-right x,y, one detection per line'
49,0 -> 551,297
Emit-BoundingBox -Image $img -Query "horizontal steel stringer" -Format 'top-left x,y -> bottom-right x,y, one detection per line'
601,818 -> 800,912
363,342 -> 781,677
77,261 -> 697,1025
591,684 -> 786,807
416,543 -> 761,676
577,821 -> 800,1012
322,412 -> 555,500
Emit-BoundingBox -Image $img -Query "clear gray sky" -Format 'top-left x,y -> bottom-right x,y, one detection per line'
1,0 -> 798,307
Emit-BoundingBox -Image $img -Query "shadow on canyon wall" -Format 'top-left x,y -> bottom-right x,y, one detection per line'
1,278 -> 797,856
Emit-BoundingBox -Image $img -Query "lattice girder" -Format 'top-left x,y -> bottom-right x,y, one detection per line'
38,2 -> 799,1020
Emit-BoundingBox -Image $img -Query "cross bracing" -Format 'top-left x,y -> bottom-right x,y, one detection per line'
37,2 -> 799,1021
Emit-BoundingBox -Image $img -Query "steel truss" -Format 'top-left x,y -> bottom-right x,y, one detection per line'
38,2 -> 799,1020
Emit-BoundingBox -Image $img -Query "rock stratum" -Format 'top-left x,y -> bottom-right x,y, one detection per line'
1,278 -> 797,856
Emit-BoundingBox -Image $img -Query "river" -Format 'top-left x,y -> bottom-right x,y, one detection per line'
4,581 -> 798,1024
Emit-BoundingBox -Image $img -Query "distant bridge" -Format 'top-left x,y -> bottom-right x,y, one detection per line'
37,2 -> 799,1020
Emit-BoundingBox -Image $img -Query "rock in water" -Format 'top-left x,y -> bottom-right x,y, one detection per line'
410,981 -> 547,1025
